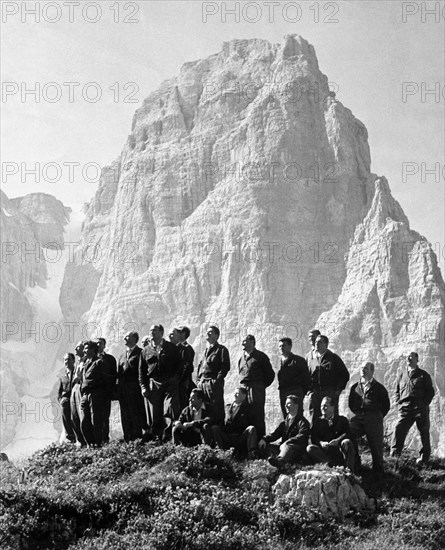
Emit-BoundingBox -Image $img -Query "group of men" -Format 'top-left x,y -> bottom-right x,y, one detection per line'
58,326 -> 436,471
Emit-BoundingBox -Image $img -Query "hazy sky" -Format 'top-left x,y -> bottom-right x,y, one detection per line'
2,0 -> 444,271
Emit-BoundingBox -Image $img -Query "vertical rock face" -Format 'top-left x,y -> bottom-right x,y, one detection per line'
1,191 -> 71,454
60,34 -> 372,344
59,35 -> 444,454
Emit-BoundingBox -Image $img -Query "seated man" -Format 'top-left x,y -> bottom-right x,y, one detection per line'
307,396 -> 355,471
258,394 -> 310,469
172,388 -> 214,447
211,386 -> 257,458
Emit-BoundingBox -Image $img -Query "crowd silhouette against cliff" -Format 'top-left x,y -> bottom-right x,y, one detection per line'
58,325 -> 435,472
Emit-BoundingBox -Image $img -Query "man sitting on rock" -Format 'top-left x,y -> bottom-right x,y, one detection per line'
211,386 -> 257,458
172,388 -> 214,447
307,396 -> 355,471
258,394 -> 310,469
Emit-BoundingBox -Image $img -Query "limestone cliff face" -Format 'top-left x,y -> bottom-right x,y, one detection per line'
1,191 -> 70,454
317,177 -> 445,455
60,35 -> 372,345
10,193 -> 70,248
59,35 -> 444,455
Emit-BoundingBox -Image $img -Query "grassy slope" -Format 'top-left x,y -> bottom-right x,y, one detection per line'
0,442 -> 444,550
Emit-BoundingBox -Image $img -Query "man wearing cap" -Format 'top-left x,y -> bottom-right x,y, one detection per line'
349,361 -> 390,472
171,326 -> 196,411
391,352 -> 435,465
197,325 -> 230,425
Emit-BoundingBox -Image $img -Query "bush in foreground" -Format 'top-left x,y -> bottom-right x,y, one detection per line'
0,442 -> 444,550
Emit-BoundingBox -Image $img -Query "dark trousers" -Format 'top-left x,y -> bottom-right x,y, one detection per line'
391,404 -> 431,461
279,387 -> 304,418
145,378 -> 179,439
179,377 -> 195,412
198,378 -> 225,425
80,391 -> 107,446
307,440 -> 355,471
212,425 -> 257,454
60,397 -> 75,442
308,389 -> 340,421
245,382 -> 266,438
172,423 -> 212,446
118,380 -> 146,442
262,441 -> 307,465
350,412 -> 384,471
70,384 -> 86,446
102,396 -> 112,443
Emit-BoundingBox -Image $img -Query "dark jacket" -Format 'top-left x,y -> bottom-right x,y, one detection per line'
349,379 -> 390,417
264,414 -> 310,447
224,401 -> 255,434
100,352 -> 117,393
395,367 -> 435,407
81,357 -> 108,394
278,353 -> 310,395
117,346 -> 142,384
58,369 -> 74,400
310,415 -> 351,448
178,342 -> 195,380
238,348 -> 275,387
309,349 -> 349,392
178,402 -> 216,428
139,339 -> 181,389
197,343 -> 230,382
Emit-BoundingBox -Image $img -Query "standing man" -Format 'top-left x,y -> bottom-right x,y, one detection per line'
58,353 -> 76,443
172,388 -> 214,446
258,394 -> 310,470
391,352 -> 435,465
171,326 -> 196,412
277,337 -> 310,417
96,337 -> 117,443
117,331 -> 145,442
70,341 -> 86,447
238,335 -> 275,438
307,395 -> 355,471
211,386 -> 257,458
308,335 -> 349,420
305,328 -> 321,373
80,340 -> 108,446
197,325 -> 230,425
139,324 -> 182,440
349,362 -> 390,473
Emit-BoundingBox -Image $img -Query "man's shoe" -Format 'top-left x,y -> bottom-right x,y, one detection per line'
416,457 -> 428,466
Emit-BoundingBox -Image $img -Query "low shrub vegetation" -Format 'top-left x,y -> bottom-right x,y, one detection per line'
0,442 -> 444,549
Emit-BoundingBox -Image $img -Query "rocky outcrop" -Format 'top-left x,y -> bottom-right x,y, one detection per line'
273,468 -> 376,518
